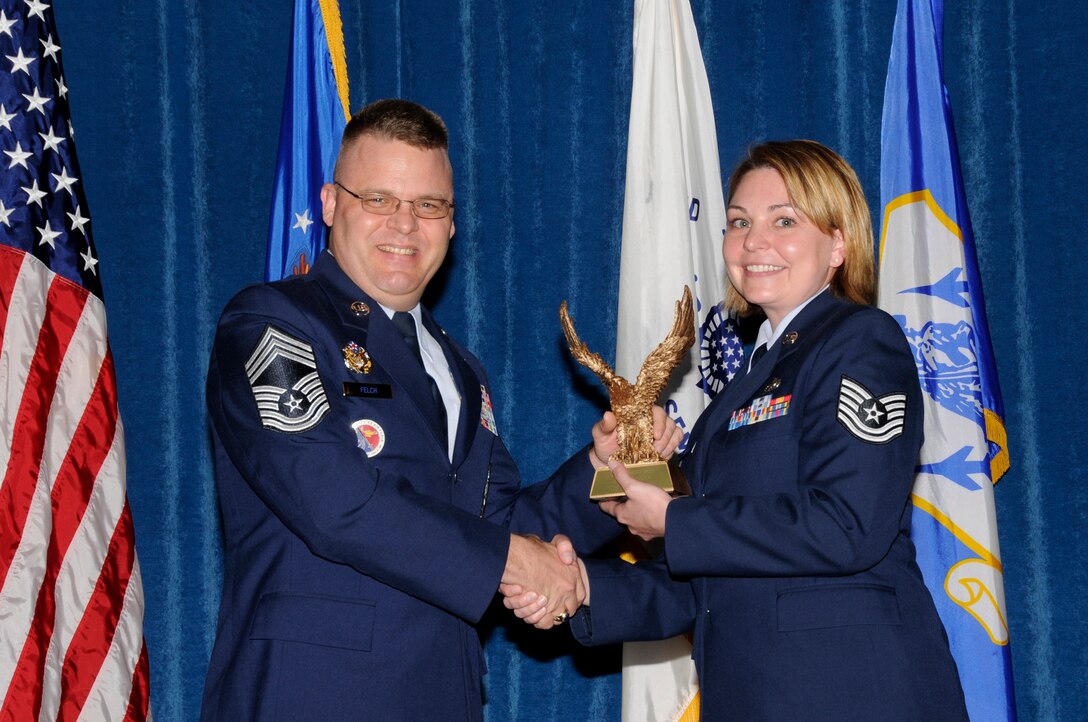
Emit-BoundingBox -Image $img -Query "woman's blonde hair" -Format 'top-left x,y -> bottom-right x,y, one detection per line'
724,140 -> 875,316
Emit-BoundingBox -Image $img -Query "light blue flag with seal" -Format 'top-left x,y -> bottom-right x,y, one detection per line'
878,0 -> 1016,719
266,0 -> 350,281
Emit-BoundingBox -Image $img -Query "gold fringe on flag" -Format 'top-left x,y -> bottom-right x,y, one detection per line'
318,0 -> 350,120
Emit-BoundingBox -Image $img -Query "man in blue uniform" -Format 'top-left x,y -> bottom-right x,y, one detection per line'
200,99 -> 650,720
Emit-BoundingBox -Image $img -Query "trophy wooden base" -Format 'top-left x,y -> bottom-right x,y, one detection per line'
589,460 -> 690,501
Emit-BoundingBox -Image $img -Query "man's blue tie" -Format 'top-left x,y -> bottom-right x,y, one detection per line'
391,311 -> 448,451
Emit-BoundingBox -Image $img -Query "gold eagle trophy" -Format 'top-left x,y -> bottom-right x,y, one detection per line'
560,286 -> 695,501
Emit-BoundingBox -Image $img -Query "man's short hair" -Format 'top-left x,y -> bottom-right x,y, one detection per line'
342,98 -> 448,151
334,99 -> 450,180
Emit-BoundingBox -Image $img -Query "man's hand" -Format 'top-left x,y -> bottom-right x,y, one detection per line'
598,459 -> 672,540
499,534 -> 585,629
589,406 -> 684,469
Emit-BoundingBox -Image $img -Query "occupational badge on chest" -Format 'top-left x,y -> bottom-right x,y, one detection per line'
351,419 -> 386,458
728,393 -> 792,430
342,341 -> 373,375
479,385 -> 498,436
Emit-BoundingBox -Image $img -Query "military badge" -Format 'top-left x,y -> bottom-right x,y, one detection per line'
728,393 -> 792,430
352,419 -> 385,457
836,375 -> 906,443
479,385 -> 498,435
342,341 -> 372,375
246,326 -> 330,433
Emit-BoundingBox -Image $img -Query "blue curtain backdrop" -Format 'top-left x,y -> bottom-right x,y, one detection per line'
51,1 -> 1085,719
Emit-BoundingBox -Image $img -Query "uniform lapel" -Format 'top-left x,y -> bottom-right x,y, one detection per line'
422,309 -> 480,467
311,252 -> 449,457
679,357 -> 772,492
681,291 -> 842,489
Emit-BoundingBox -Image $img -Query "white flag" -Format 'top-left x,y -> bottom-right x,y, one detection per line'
617,1 -> 741,719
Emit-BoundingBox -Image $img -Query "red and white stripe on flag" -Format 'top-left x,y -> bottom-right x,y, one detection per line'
0,244 -> 150,721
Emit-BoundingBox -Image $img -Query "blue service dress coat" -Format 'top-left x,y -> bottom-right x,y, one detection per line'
572,291 -> 968,721
201,251 -> 618,721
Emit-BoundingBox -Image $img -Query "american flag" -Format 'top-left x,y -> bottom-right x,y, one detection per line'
0,1 -> 151,719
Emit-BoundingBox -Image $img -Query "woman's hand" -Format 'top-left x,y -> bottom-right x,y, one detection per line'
598,459 -> 672,540
590,406 -> 684,469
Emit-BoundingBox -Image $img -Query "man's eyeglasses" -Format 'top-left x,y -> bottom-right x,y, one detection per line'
334,182 -> 455,220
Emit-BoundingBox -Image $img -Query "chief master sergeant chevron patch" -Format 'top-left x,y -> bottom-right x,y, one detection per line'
245,325 -> 330,433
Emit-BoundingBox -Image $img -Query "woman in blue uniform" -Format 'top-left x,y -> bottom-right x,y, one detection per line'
511,140 -> 968,720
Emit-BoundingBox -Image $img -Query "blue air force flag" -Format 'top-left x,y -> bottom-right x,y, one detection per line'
265,0 -> 349,281
878,0 -> 1015,719
616,1 -> 741,720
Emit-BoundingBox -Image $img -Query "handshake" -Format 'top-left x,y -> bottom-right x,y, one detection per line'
498,406 -> 683,629
500,533 -> 588,630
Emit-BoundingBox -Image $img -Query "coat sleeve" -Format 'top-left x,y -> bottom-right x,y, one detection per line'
429,336 -> 624,555
569,557 -> 697,646
506,446 -> 625,554
665,309 -> 923,577
208,285 -> 509,623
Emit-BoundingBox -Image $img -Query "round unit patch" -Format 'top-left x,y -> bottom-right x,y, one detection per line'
352,419 -> 386,458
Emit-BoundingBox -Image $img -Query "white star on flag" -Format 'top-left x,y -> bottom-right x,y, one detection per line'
0,9 -> 16,37
25,0 -> 49,21
52,166 -> 78,194
37,219 -> 62,249
0,103 -> 14,130
23,86 -> 50,114
80,248 -> 99,274
0,200 -> 13,227
21,179 -> 47,206
39,126 -> 64,152
293,208 -> 314,234
68,205 -> 90,234
41,34 -> 60,60
5,140 -> 32,169
6,47 -> 35,75
57,75 -> 67,98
